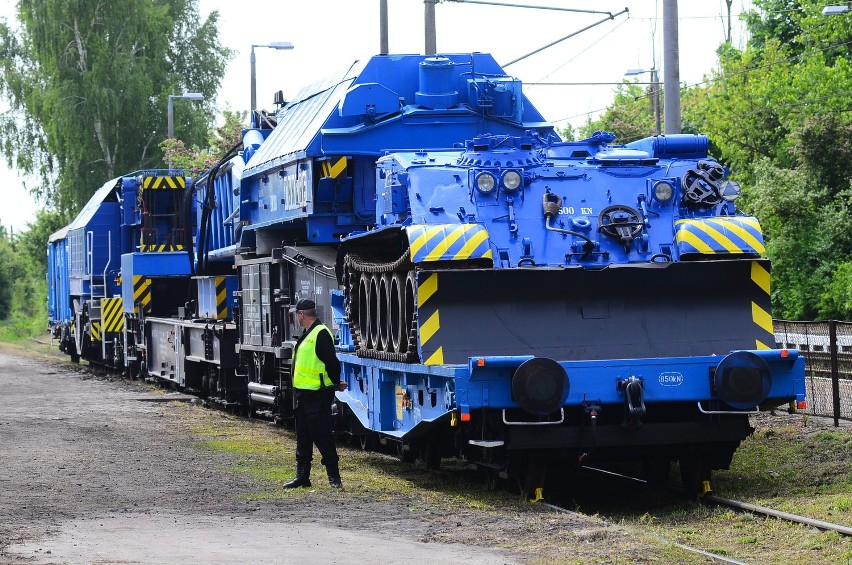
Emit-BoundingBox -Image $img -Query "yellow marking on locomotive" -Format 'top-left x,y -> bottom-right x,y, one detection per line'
90,321 -> 101,342
424,346 -> 444,366
216,277 -> 228,319
133,276 -> 152,314
675,229 -> 715,254
453,228 -> 490,261
755,340 -> 772,350
705,218 -> 765,253
423,224 -> 477,262
139,244 -> 185,252
409,225 -> 447,260
679,220 -> 742,253
142,176 -> 185,190
751,301 -> 774,335
750,262 -> 771,295
320,156 -> 347,179
418,273 -> 438,308
420,310 -> 440,345
101,297 -> 125,333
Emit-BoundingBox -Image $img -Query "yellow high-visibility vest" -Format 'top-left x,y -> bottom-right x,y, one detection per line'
292,324 -> 334,390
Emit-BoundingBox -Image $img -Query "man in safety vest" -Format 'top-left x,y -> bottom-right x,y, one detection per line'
283,298 -> 347,489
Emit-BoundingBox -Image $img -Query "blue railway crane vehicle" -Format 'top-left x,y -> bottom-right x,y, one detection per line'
46,52 -> 806,495
333,131 -> 806,493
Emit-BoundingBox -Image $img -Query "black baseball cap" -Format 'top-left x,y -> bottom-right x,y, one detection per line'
295,299 -> 316,311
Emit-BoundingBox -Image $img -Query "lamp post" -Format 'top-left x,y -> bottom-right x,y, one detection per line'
250,41 -> 294,117
625,68 -> 661,135
167,92 -> 205,139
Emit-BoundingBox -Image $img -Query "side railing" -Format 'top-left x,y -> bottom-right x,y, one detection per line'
774,320 -> 852,426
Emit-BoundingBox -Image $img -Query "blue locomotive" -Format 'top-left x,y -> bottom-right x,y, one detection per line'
47,53 -> 806,496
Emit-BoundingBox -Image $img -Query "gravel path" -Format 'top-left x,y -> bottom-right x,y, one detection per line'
0,347 -> 524,564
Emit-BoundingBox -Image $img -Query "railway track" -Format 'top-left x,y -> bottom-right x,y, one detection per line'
577,464 -> 852,536
539,464 -> 851,563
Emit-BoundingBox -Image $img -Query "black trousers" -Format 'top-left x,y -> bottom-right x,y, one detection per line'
293,388 -> 339,467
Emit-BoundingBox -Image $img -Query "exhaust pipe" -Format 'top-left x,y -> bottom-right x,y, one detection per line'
248,382 -> 277,395
249,392 -> 276,405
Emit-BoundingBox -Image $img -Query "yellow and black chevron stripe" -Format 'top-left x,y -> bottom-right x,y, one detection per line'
141,176 -> 186,190
750,261 -> 775,350
214,277 -> 228,320
139,244 -> 185,252
90,321 -> 101,342
133,276 -> 152,314
101,297 -> 125,334
416,272 -> 443,365
675,216 -> 765,255
320,156 -> 347,179
406,224 -> 493,265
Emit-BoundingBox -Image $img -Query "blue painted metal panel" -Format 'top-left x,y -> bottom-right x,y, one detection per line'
339,349 -> 805,438
237,54 -> 558,245
120,252 -> 191,312
47,237 -> 71,325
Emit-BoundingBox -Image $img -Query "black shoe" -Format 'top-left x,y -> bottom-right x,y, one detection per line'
283,476 -> 312,489
326,462 -> 342,488
283,463 -> 311,489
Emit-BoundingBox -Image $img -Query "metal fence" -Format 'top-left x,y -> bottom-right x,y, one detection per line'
774,320 -> 852,426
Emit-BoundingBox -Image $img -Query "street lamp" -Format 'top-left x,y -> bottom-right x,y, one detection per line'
250,41 -> 294,117
625,68 -> 662,136
167,92 -> 205,139
822,4 -> 851,15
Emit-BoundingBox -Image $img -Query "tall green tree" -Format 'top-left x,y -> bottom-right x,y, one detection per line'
687,0 -> 852,320
579,82 -> 658,143
0,0 -> 232,215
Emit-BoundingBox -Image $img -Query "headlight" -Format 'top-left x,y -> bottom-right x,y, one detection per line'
475,172 -> 497,193
502,170 -> 522,191
653,181 -> 674,202
720,180 -> 741,202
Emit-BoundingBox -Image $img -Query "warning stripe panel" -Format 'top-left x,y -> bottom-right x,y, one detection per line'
320,156 -> 348,179
748,260 -> 775,347
101,297 -> 125,333
139,244 -> 185,252
675,217 -> 765,255
90,321 -> 101,342
133,276 -> 151,314
406,224 -> 493,265
215,277 -> 228,320
416,272 -> 443,365
141,176 -> 186,190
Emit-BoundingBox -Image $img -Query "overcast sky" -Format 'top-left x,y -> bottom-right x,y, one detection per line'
0,0 -> 752,233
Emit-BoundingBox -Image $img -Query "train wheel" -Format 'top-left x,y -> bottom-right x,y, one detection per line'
514,455 -> 547,500
642,458 -> 672,488
679,457 -> 712,498
483,466 -> 505,491
416,433 -> 443,471
396,440 -> 416,463
359,433 -> 377,451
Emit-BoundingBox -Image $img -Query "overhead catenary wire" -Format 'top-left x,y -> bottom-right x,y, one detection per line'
547,36 -> 852,125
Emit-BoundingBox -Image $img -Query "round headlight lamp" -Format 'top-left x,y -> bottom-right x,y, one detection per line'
720,180 -> 742,202
475,172 -> 497,193
653,181 -> 674,202
502,170 -> 522,191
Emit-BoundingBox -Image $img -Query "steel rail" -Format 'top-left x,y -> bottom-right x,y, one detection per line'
579,465 -> 852,537
542,501 -> 749,564
704,494 -> 852,537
